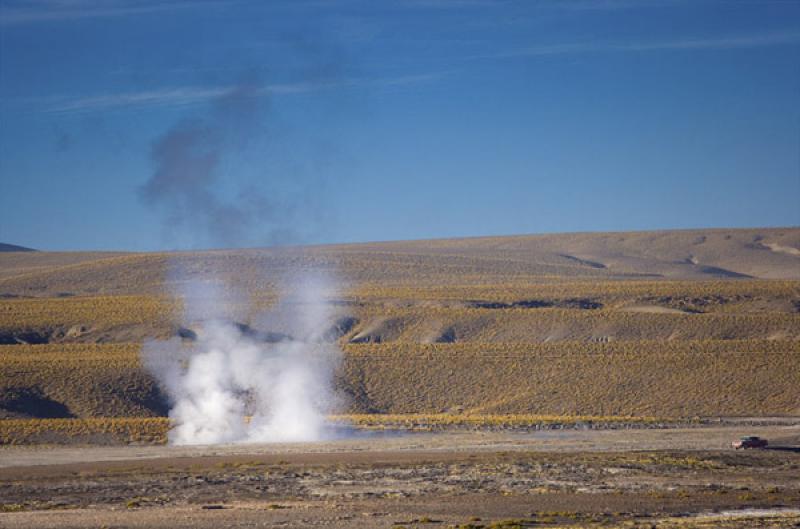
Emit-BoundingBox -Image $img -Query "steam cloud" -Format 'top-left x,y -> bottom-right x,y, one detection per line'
144,272 -> 344,445
138,43 -> 350,443
138,81 -> 346,442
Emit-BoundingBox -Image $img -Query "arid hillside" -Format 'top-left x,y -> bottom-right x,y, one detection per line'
1,227 -> 798,428
1,227 -> 798,297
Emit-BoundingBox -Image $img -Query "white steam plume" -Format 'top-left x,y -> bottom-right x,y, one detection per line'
144,272 -> 344,445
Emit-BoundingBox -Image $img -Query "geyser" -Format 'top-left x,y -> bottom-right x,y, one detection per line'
143,273 -> 343,445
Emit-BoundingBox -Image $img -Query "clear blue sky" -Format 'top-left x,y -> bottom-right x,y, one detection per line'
1,0 -> 798,251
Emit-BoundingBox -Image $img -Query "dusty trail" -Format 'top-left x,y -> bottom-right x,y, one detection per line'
2,425 -> 799,480
2,424 -> 799,470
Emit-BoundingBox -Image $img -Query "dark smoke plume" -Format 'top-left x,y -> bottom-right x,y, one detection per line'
139,79 -> 301,248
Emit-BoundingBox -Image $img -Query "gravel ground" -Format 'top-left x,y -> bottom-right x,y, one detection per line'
1,425 -> 799,528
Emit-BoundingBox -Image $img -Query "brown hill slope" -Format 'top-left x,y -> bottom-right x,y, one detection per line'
0,228 -> 798,424
2,341 -> 798,420
0,228 -> 798,298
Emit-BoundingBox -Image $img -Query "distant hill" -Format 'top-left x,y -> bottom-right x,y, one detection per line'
0,227 -> 799,421
0,227 -> 798,297
0,243 -> 35,252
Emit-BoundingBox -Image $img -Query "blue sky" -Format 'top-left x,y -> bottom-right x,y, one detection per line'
0,0 -> 798,251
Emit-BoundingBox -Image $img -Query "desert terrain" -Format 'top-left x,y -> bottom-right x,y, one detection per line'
1,227 -> 799,528
2,426 -> 800,528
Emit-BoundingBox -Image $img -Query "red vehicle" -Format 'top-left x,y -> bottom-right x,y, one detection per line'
732,436 -> 768,449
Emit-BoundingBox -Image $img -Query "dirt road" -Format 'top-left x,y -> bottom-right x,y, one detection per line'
3,424 -> 799,469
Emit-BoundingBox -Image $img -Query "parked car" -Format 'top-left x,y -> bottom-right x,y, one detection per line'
732,436 -> 768,449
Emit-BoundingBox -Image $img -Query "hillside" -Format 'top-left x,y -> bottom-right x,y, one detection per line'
0,228 -> 798,298
0,227 -> 798,428
0,243 -> 35,253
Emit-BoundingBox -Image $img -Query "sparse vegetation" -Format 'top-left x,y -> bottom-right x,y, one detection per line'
1,229 -> 799,441
0,414 -> 669,445
0,295 -> 176,333
1,338 -> 797,423
334,413 -> 664,429
340,340 -> 799,416
0,417 -> 168,445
